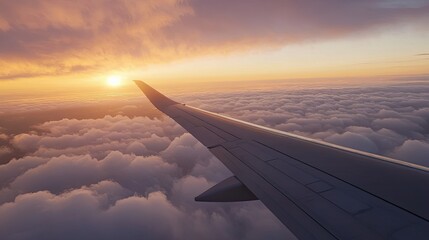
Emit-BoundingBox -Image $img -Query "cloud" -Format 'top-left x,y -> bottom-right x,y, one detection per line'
172,0 -> 429,48
325,132 -> 379,153
1,81 -> 429,239
0,0 -> 192,79
0,133 -> 8,141
181,82 -> 429,165
0,187 -> 289,240
0,189 -> 182,240
12,115 -> 184,159
378,0 -> 429,9
1,113 -> 292,239
0,147 -> 12,158
391,140 -> 429,167
0,0 -> 428,80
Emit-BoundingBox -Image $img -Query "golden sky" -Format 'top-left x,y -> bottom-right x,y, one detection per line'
0,0 -> 428,93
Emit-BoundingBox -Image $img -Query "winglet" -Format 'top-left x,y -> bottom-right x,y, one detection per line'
133,80 -> 178,110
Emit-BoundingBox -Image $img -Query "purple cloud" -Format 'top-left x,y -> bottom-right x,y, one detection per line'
1,114 -> 292,239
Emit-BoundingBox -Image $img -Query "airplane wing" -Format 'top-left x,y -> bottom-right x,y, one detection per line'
134,80 -> 429,240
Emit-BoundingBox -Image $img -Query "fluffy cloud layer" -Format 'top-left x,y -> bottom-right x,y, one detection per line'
1,115 -> 291,240
181,82 -> 429,165
1,0 -> 428,79
1,81 -> 428,239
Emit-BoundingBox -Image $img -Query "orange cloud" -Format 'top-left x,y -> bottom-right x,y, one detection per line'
0,0 -> 193,79
0,0 -> 428,81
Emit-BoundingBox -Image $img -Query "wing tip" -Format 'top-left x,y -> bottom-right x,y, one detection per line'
133,80 -> 178,110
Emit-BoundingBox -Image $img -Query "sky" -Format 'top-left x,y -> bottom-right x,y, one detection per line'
0,0 -> 428,90
0,1 -> 429,239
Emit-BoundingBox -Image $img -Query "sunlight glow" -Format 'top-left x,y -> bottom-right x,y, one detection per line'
107,75 -> 122,87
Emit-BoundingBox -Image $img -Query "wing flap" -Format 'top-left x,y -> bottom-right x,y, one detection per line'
187,126 -> 225,147
209,145 -> 336,240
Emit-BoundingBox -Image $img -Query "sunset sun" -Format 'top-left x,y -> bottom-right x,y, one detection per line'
107,75 -> 122,87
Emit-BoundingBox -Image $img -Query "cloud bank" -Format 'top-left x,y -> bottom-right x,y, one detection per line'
1,115 -> 291,240
181,82 -> 429,165
1,0 -> 428,79
1,81 -> 428,239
